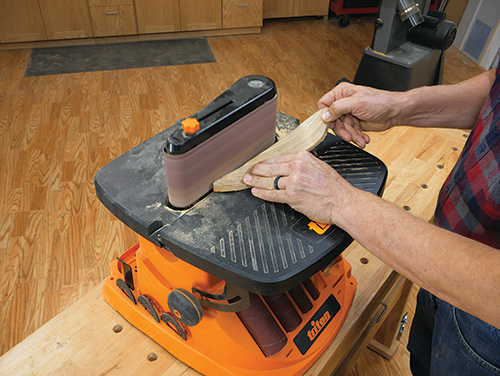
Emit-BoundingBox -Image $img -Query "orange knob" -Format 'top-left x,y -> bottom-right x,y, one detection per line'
182,118 -> 200,134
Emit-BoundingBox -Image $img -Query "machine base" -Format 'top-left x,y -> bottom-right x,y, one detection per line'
353,44 -> 444,91
103,237 -> 357,376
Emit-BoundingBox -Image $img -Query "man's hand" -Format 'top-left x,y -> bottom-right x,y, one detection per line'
243,151 -> 357,226
318,82 -> 403,148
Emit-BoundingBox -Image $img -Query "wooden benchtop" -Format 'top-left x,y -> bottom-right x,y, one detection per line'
0,125 -> 468,375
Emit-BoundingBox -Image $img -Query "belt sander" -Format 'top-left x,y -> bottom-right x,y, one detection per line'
95,76 -> 388,375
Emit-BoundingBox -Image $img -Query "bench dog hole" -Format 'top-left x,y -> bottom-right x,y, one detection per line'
112,324 -> 123,333
148,352 -> 158,362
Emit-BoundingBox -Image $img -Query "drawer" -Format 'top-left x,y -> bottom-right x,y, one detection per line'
89,0 -> 132,6
90,5 -> 137,37
223,0 -> 263,29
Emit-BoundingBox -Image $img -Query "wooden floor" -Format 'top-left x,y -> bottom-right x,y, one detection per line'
0,15 -> 485,375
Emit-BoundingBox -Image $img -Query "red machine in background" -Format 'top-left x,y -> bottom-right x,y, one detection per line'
330,0 -> 439,27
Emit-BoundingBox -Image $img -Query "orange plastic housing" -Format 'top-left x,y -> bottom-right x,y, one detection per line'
103,236 -> 356,376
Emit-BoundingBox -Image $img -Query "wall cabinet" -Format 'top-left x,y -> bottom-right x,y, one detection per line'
263,0 -> 329,19
223,0 -> 263,29
135,0 -> 181,34
39,0 -> 93,40
0,0 -> 46,43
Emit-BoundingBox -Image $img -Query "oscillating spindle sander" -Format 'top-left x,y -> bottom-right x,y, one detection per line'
95,76 -> 387,375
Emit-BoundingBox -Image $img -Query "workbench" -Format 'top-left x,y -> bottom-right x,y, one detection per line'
0,122 -> 467,375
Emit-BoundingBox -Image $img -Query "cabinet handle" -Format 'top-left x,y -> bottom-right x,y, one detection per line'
237,4 -> 250,6
105,11 -> 120,15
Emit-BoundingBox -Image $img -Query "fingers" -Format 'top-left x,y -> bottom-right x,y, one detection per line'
249,186 -> 289,204
243,151 -> 313,191
317,82 -> 354,107
330,118 -> 353,143
329,116 -> 371,148
327,97 -> 357,122
343,115 -> 371,146
317,90 -> 336,110
318,83 -> 356,120
246,152 -> 309,177
344,116 -> 371,148
243,174 -> 287,191
243,166 -> 290,204
246,159 -> 290,179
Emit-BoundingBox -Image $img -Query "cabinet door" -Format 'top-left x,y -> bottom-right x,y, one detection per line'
293,0 -> 329,17
263,0 -> 293,19
223,0 -> 262,28
136,0 -> 181,33
38,0 -> 93,40
0,0 -> 46,43
180,0 -> 222,31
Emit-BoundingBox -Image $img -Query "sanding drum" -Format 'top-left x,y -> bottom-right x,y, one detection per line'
237,281 -> 321,357
164,76 -> 278,208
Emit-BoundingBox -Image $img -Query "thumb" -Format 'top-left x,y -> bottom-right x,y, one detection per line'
324,97 -> 356,123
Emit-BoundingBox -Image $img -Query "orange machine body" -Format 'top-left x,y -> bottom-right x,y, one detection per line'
103,236 -> 357,376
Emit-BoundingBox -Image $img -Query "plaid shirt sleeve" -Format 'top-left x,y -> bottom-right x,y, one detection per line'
434,60 -> 500,249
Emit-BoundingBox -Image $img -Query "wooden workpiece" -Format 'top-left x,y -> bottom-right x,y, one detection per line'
213,108 -> 328,191
0,122 -> 469,375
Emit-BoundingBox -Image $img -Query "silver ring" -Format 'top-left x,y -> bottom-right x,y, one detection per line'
274,176 -> 283,190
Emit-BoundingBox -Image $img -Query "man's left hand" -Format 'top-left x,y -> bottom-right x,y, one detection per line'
243,151 -> 355,226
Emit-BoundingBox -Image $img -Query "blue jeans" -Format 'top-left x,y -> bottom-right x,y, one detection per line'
407,288 -> 500,376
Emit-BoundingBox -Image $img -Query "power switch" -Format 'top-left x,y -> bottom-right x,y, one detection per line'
308,221 -> 331,235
